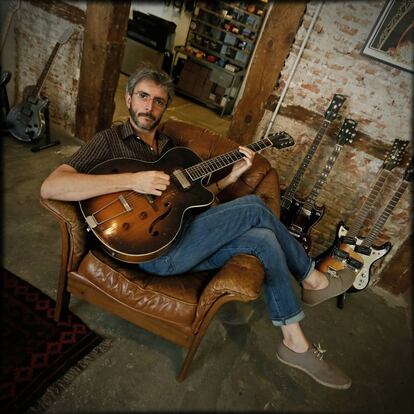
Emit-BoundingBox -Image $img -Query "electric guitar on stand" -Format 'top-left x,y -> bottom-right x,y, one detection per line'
316,139 -> 409,307
6,27 -> 74,143
281,93 -> 346,224
282,118 -> 357,252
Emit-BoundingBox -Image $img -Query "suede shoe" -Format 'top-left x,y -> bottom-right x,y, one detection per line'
276,342 -> 351,390
301,267 -> 356,307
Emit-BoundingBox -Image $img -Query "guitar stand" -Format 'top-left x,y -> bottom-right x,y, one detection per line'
336,292 -> 347,309
30,104 -> 60,152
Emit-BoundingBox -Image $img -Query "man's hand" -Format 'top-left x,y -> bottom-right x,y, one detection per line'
131,171 -> 170,196
228,146 -> 255,182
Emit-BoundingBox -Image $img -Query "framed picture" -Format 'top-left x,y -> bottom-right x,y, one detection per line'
361,0 -> 414,73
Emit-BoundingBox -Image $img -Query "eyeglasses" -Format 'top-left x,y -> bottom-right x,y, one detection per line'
132,91 -> 167,109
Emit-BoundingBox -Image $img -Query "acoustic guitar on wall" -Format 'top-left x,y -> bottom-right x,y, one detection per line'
6,27 -> 74,142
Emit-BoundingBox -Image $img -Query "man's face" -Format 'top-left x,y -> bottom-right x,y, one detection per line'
125,79 -> 169,132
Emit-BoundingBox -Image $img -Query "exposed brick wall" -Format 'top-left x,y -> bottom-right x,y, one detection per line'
12,1 -> 84,134
257,1 -> 412,286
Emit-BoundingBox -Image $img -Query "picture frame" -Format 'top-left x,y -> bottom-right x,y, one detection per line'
361,0 -> 414,74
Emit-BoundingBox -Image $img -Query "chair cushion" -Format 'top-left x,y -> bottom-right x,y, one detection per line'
73,250 -> 212,327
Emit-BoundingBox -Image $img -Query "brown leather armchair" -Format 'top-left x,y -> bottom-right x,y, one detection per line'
40,120 -> 281,381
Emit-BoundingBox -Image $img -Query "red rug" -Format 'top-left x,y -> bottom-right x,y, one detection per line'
0,267 -> 111,413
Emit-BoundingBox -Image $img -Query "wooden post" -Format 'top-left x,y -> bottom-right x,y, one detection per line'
228,2 -> 306,144
75,1 -> 130,141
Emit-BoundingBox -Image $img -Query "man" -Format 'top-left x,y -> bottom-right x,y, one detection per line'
41,64 -> 356,389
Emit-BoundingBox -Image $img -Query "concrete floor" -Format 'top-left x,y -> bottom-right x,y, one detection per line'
1,91 -> 413,413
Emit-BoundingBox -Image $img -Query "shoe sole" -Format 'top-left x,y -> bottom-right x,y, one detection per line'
276,352 -> 351,390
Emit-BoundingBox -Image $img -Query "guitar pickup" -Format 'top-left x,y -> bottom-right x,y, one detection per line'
340,236 -> 356,245
347,257 -> 363,270
332,247 -> 349,260
354,245 -> 371,255
289,224 -> 302,236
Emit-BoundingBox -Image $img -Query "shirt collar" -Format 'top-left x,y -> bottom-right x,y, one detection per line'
121,119 -> 171,153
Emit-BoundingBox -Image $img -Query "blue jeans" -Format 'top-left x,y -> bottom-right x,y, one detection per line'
139,195 -> 314,326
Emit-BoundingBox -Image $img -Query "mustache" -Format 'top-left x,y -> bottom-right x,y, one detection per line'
138,112 -> 156,120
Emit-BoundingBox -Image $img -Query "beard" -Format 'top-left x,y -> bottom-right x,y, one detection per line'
129,107 -> 162,131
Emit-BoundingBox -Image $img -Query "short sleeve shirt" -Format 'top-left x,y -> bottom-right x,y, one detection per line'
66,120 -> 173,173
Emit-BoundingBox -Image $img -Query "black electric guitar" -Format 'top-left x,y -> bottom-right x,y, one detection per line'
316,139 -> 409,285
79,132 -> 295,264
6,27 -> 74,142
283,118 -> 357,252
281,93 -> 346,219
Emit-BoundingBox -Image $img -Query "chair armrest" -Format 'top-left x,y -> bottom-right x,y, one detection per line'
40,198 -> 89,271
192,254 -> 265,332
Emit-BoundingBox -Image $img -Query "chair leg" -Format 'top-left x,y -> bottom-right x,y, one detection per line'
54,222 -> 72,321
177,332 -> 204,382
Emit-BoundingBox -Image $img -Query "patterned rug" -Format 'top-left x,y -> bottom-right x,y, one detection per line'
0,268 -> 111,413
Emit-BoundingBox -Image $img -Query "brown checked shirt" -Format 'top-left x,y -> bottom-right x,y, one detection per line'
66,120 -> 173,173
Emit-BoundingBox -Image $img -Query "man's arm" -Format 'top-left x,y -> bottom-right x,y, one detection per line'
40,164 -> 170,201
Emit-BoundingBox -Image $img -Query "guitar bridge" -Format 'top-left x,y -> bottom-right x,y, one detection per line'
85,194 -> 132,229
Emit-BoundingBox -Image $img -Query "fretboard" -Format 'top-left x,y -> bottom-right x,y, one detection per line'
185,138 -> 272,181
361,180 -> 408,247
346,169 -> 391,239
282,119 -> 330,206
303,143 -> 344,211
31,41 -> 61,99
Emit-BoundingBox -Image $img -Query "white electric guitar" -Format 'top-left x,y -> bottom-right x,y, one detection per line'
316,138 -> 409,290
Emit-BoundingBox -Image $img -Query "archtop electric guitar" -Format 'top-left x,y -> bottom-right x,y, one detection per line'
281,93 -> 346,219
316,139 -> 409,285
6,27 -> 74,142
79,132 -> 295,264
283,118 -> 357,252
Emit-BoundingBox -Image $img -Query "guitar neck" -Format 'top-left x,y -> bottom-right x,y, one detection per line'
303,143 -> 344,210
31,42 -> 62,99
282,119 -> 330,204
361,180 -> 409,247
185,138 -> 272,180
346,169 -> 390,239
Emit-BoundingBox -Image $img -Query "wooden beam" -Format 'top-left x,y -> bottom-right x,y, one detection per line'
75,1 -> 130,141
228,2 -> 306,144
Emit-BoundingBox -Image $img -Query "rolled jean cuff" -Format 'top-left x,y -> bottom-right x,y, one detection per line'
271,310 -> 305,327
299,259 -> 315,283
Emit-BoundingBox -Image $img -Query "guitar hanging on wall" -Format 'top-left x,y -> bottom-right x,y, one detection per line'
6,27 -> 74,142
282,118 -> 357,252
79,132 -> 295,264
316,139 -> 409,292
281,93 -> 346,223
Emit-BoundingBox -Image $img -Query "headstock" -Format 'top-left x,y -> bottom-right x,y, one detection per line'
336,118 -> 357,145
267,131 -> 295,149
383,139 -> 409,171
324,93 -> 347,121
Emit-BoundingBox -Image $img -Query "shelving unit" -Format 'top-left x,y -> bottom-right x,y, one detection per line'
174,0 -> 268,116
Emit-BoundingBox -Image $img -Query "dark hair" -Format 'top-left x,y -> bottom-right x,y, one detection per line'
126,63 -> 175,105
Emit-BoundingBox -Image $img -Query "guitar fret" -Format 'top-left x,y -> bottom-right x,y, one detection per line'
361,182 -> 408,247
183,137 -> 274,181
347,170 -> 389,239
283,120 -> 329,203
303,146 -> 342,210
